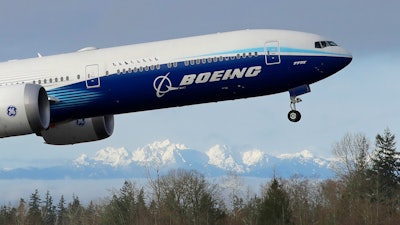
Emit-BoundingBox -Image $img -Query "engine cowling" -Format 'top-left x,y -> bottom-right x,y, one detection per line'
41,115 -> 114,145
0,84 -> 50,137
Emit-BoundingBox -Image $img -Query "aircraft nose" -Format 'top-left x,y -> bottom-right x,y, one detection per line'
342,48 -> 353,66
320,46 -> 352,75
334,46 -> 352,67
338,46 -> 352,58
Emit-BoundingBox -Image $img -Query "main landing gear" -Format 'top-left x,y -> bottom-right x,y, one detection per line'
287,84 -> 311,123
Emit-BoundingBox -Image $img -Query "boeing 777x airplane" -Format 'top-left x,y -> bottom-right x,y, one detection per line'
0,29 -> 352,145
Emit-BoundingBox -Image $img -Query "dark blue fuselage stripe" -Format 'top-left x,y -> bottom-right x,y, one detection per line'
47,54 -> 351,122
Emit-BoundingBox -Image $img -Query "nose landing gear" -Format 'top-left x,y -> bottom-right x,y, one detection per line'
288,97 -> 302,122
287,84 -> 311,122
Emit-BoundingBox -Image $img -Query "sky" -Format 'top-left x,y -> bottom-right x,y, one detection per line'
0,0 -> 399,169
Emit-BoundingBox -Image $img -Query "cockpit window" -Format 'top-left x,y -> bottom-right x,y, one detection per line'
327,41 -> 337,46
315,41 -> 338,48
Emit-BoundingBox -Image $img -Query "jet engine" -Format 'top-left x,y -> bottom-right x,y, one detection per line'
40,115 -> 114,145
0,84 -> 50,137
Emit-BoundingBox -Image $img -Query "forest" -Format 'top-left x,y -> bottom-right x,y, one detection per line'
0,128 -> 399,225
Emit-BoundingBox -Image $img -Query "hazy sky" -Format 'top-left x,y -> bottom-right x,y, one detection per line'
0,0 -> 399,168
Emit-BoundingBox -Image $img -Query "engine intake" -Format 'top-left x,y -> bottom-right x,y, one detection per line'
0,84 -> 50,137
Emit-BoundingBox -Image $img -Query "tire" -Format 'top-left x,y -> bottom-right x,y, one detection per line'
288,110 -> 301,122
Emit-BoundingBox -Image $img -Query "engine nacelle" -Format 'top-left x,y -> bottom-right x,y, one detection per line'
0,84 -> 50,137
41,115 -> 114,145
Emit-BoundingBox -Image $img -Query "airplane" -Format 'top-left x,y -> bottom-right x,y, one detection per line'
0,29 -> 352,145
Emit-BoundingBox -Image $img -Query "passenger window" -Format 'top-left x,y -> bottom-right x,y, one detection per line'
77,75 -> 80,79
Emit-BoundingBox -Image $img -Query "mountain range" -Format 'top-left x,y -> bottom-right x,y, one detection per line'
0,140 -> 337,180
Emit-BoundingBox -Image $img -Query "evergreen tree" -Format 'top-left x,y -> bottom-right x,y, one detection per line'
258,177 -> 291,225
102,180 -> 139,225
85,201 -> 100,225
371,128 -> 400,199
27,189 -> 43,225
42,191 -> 56,225
136,188 -> 148,224
56,195 -> 66,225
0,204 -> 17,225
65,195 -> 84,225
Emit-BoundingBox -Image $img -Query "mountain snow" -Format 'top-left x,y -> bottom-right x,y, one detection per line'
1,139 -> 337,179
131,140 -> 188,166
278,149 -> 314,159
242,149 -> 265,166
206,145 -> 244,173
73,154 -> 90,167
93,147 -> 132,167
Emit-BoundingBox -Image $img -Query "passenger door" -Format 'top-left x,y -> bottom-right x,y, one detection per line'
264,41 -> 281,65
85,64 -> 100,88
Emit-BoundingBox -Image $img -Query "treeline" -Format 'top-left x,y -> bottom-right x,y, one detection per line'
1,129 -> 400,225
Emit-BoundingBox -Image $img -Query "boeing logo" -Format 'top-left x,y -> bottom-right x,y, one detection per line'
153,66 -> 262,98
153,72 -> 184,98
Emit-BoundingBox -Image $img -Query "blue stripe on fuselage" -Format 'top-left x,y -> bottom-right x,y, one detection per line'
48,54 -> 350,122
181,47 -> 349,60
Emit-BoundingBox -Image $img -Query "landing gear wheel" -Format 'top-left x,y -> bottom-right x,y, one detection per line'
288,110 -> 301,122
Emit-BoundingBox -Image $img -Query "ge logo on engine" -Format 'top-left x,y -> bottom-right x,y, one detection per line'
76,119 -> 86,126
7,106 -> 17,117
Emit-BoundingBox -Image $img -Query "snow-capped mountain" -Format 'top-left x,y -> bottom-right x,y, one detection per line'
0,140 -> 336,179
